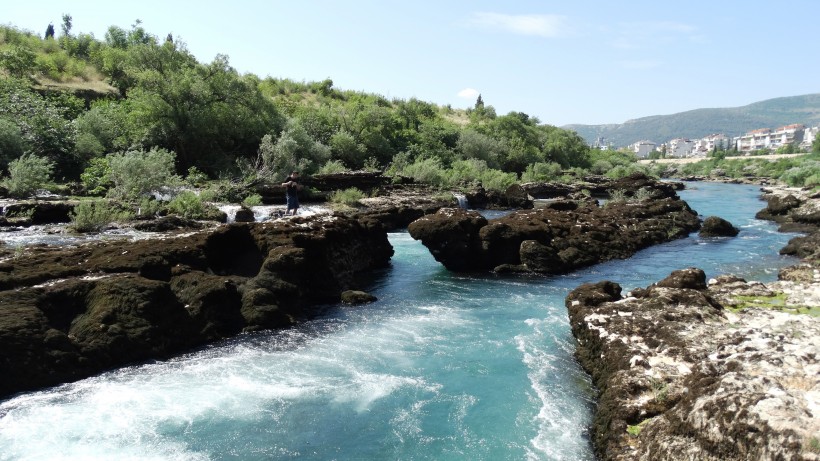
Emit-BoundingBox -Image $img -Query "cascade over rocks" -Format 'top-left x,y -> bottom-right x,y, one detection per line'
566,270 -> 819,461
408,194 -> 700,274
0,214 -> 393,398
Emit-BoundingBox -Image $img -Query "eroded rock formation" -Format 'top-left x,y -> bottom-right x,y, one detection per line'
408,196 -> 700,274
566,269 -> 819,461
0,214 -> 392,398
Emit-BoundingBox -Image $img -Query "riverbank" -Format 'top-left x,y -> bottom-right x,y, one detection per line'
567,184 -> 820,461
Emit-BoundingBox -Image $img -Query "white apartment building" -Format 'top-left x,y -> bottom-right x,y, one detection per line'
691,134 -> 730,157
629,140 -> 656,158
801,126 -> 819,150
667,138 -> 695,157
736,124 -> 805,152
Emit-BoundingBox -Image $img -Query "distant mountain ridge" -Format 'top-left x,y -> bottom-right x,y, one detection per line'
563,94 -> 820,148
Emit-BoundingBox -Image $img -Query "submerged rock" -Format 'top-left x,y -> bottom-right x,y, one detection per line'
0,215 -> 393,398
699,216 -> 740,237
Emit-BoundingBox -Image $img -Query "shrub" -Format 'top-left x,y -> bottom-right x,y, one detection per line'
0,118 -> 24,168
242,193 -> 263,207
520,162 -> 562,182
329,187 -> 365,207
399,157 -> 447,186
4,153 -> 53,198
184,166 -> 209,187
606,189 -> 628,205
168,191 -> 205,219
107,148 -> 179,200
137,197 -> 163,219
80,157 -> 111,196
318,159 -> 348,174
69,200 -> 130,233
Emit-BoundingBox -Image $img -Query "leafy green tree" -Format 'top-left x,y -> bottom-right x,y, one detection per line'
4,153 -> 54,197
456,129 -> 506,168
0,78 -> 77,176
814,132 -> 820,153
125,45 -> 282,172
540,127 -> 591,168
259,118 -> 330,179
329,130 -> 367,168
0,118 -> 25,169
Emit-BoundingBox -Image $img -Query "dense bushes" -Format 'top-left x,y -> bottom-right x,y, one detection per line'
106,148 -> 178,199
4,153 -> 53,197
69,200 -> 131,232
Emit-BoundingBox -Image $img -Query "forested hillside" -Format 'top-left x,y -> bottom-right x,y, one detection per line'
565,94 -> 820,148
0,18 -> 595,189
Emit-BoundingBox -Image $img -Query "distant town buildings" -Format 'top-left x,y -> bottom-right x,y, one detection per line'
606,123 -> 818,158
628,140 -> 656,158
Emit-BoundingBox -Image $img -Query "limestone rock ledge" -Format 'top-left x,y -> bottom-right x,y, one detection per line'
408,196 -> 700,274
0,214 -> 393,398
566,268 -> 819,461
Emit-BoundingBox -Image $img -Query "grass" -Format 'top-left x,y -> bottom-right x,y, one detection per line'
626,418 -> 654,437
729,293 -> 820,317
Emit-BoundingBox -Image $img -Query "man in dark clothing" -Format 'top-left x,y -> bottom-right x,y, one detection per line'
282,171 -> 302,215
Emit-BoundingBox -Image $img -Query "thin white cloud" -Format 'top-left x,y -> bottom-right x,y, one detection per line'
457,88 -> 480,99
612,20 -> 699,49
469,12 -> 569,38
620,60 -> 663,70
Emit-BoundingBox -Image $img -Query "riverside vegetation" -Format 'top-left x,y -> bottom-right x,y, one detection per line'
2,17 -> 819,461
2,18 -> 818,218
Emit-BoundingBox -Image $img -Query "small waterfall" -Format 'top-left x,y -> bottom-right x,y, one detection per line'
453,193 -> 468,209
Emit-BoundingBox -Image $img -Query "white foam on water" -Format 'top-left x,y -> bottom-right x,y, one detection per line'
516,316 -> 596,461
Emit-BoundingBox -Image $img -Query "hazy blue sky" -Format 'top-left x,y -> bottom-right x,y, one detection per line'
5,0 -> 819,126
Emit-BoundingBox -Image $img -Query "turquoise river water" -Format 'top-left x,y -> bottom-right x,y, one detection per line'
0,182 -> 800,460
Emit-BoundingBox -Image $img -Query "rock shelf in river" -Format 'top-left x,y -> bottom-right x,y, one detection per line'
566,268 -> 819,461
408,195 -> 701,274
0,214 -> 393,398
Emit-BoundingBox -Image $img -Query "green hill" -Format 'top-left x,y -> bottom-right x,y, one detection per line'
564,94 -> 820,147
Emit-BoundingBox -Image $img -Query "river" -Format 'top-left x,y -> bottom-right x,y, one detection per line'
0,182 -> 799,460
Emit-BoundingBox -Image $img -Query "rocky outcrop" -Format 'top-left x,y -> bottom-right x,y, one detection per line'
699,216 -> 740,237
0,214 -> 393,398
408,196 -> 700,274
566,269 -> 819,461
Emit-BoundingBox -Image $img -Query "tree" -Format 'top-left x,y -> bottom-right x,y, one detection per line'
44,24 -> 55,40
0,118 -> 25,169
0,78 -> 77,177
259,118 -> 330,179
60,14 -> 72,37
475,94 -> 484,110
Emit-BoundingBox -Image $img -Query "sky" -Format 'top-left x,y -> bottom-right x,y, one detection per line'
4,0 -> 819,126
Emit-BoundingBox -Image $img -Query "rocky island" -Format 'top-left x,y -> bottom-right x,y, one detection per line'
407,175 -> 701,274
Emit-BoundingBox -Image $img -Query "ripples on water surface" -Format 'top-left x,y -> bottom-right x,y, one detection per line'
0,182 -> 799,460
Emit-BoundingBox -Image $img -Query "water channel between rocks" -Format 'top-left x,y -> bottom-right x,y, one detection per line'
0,182 -> 800,461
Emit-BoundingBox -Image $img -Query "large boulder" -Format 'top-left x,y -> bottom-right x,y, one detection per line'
0,215 -> 393,398
407,208 -> 488,271
699,216 -> 740,237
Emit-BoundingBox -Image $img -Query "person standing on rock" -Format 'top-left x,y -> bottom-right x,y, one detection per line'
282,171 -> 303,215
